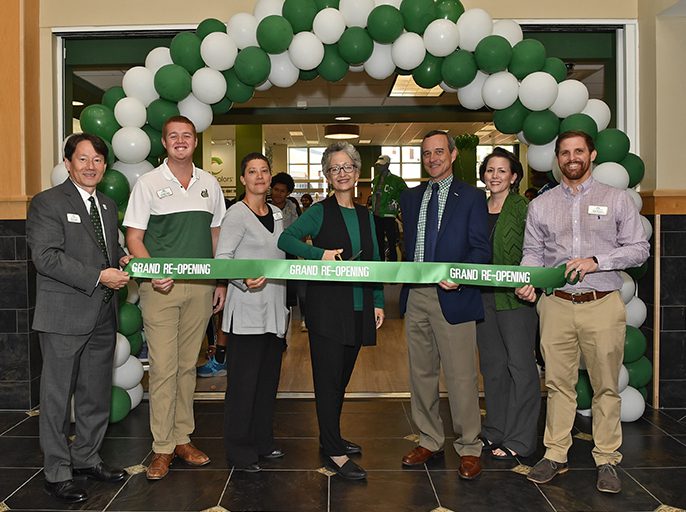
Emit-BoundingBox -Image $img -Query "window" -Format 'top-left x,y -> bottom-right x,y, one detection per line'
288,147 -> 327,202
379,145 -> 422,182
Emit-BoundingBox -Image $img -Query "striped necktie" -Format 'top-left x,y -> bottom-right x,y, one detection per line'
88,196 -> 113,303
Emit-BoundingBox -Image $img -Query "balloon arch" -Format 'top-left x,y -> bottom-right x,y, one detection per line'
62,0 -> 652,422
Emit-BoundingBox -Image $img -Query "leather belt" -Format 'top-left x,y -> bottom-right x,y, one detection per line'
553,290 -> 613,304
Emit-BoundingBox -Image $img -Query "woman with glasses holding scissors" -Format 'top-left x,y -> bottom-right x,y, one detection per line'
279,141 -> 384,480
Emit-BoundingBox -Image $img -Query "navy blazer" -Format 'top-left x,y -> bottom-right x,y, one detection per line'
399,178 -> 491,324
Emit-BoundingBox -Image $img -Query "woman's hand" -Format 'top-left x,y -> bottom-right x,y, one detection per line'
244,277 -> 267,289
374,308 -> 385,329
322,249 -> 343,260
151,277 -> 174,293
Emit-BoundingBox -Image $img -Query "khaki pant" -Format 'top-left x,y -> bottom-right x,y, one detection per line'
538,291 -> 625,466
139,280 -> 215,454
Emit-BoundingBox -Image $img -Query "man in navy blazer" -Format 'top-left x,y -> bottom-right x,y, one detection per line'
399,130 -> 490,480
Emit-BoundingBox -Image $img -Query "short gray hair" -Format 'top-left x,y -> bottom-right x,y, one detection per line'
422,130 -> 456,153
321,141 -> 362,173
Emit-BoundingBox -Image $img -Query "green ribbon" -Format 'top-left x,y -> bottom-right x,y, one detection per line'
124,258 -> 567,289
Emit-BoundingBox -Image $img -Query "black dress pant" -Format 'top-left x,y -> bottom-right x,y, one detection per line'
224,332 -> 284,467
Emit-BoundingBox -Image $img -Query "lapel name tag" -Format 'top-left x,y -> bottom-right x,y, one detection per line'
273,211 -> 283,221
588,205 -> 608,216
157,187 -> 173,199
67,213 -> 81,223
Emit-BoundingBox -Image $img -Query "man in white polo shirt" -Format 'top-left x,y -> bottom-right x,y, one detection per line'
124,116 -> 226,480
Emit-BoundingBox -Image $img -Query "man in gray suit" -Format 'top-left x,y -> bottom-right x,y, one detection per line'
27,133 -> 132,503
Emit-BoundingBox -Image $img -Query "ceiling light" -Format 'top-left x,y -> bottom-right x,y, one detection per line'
358,139 -> 372,144
289,130 -> 304,136
72,100 -> 84,106
390,75 -> 443,97
324,124 -> 360,140
335,116 -> 351,121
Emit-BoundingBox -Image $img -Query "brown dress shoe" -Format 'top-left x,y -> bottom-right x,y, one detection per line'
458,455 -> 482,480
146,453 -> 174,480
174,443 -> 210,466
402,445 -> 444,466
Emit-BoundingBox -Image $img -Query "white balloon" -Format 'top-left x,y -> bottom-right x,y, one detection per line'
111,160 -> 155,189
620,386 -> 645,422
519,71 -> 558,111
112,355 -> 145,390
626,188 -> 643,211
481,71 -> 519,110
227,13 -> 259,49
364,42 -> 395,80
122,66 -> 159,107
126,383 -> 144,409
112,127 -> 151,164
201,32 -> 238,71
192,67 -> 227,104
423,19 -> 460,58
551,153 -> 562,182
114,96 -> 147,128
618,365 -> 630,392
550,79 -> 589,119
313,8 -> 347,45
592,162 -> 630,190
374,0 -> 401,6
114,333 -> 131,368
492,19 -> 523,47
582,99 -> 612,131
268,52 -> 300,88
126,279 -> 140,304
456,8 -> 492,52
440,81 -> 458,93
625,296 -> 647,328
517,130 -> 529,146
289,32 -> 325,71
178,93 -> 213,133
118,228 -> 125,248
349,64 -> 365,72
577,408 -> 592,417
457,71 -> 488,110
255,80 -> 273,91
339,0 -> 375,28
51,162 -> 69,187
253,0 -> 284,21
619,271 -> 636,304
640,215 -> 653,240
391,32 -> 426,70
145,47 -> 173,74
527,139 -> 558,172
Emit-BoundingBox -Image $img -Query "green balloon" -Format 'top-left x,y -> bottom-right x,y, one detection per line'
118,302 -> 143,336
441,49 -> 477,88
625,261 -> 648,281
154,64 -> 192,102
434,0 -> 465,22
575,370 -> 593,410
337,27 -> 374,65
257,15 -> 294,54
624,326 -> 647,364
117,284 -> 128,303
559,113 -> 599,140
474,35 -> 512,74
299,68 -> 319,81
542,57 -> 568,83
315,0 -> 338,8
626,356 -> 653,389
523,110 -> 560,145
223,69 -> 255,103
142,124 -> 165,158
508,38 -> 546,80
621,153 -> 645,188
400,0 -> 437,35
97,169 -> 130,206
282,0 -> 318,33
234,46 -> 271,86
595,128 -> 630,164
413,54 -> 443,89
127,331 -> 144,356
367,5 -> 405,44
80,104 -> 120,142
146,98 -> 180,132
102,86 -> 126,111
117,204 -> 126,228
637,386 -> 648,400
211,96 -> 233,115
170,32 -> 205,74
110,386 -> 132,424
103,139 -> 116,167
196,18 -> 226,40
493,100 -> 531,135
317,44 -> 348,82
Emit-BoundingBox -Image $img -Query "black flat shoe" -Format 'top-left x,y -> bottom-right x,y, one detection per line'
327,458 -> 367,480
44,480 -> 87,503
236,463 -> 262,473
73,462 -> 127,482
261,448 -> 285,460
343,439 -> 362,455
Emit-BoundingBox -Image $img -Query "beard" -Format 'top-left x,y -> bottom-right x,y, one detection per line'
560,159 -> 591,181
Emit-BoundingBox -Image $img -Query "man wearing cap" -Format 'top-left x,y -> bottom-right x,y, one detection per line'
370,155 -> 407,261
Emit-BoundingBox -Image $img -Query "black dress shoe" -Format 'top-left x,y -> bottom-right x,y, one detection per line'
261,448 -> 285,460
343,439 -> 362,455
327,457 -> 367,480
236,463 -> 262,473
73,462 -> 127,482
44,480 -> 87,503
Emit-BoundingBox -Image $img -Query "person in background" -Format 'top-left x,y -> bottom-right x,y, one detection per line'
278,141 -> 385,480
476,147 -> 539,460
524,187 -> 538,201
370,155 -> 407,261
269,172 -> 299,229
300,193 -> 313,211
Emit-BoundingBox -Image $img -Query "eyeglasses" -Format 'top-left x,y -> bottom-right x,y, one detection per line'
327,163 -> 357,175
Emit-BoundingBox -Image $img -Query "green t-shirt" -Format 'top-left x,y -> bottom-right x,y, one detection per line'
371,170 -> 407,218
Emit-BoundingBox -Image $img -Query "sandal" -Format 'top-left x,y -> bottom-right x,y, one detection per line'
491,446 -> 518,460
480,437 -> 497,451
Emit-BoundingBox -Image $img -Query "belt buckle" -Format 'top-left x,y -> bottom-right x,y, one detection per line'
570,292 -> 588,304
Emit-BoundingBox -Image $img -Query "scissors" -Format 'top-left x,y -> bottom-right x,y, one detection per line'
335,249 -> 363,261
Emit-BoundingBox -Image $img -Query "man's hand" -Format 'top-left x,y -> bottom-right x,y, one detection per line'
438,280 -> 460,291
119,254 -> 134,268
151,277 -> 174,294
213,284 -> 226,313
99,268 -> 130,290
515,284 -> 537,302
245,277 -> 267,289
565,257 -> 599,282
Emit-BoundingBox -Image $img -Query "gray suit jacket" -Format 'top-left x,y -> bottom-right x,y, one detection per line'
27,178 -> 126,335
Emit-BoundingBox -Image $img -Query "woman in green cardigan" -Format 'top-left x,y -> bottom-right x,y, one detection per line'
477,147 -> 540,460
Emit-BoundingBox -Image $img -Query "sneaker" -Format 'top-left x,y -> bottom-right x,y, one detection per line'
197,356 -> 227,378
596,463 -> 621,493
300,320 -> 308,332
527,457 -> 568,484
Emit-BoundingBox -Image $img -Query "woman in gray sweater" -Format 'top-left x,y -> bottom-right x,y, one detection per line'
217,152 -> 288,472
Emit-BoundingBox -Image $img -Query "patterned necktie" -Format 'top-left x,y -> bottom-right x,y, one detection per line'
424,183 -> 439,262
88,196 -> 113,302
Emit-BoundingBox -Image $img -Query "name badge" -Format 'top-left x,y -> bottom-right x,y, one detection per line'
273,211 -> 283,221
67,213 -> 81,223
588,205 -> 608,216
157,187 -> 173,199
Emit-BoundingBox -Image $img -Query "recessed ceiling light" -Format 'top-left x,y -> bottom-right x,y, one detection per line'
289,131 -> 304,136
72,100 -> 84,106
335,116 -> 351,121
358,139 -> 372,144
409,139 -> 422,144
306,140 -> 319,145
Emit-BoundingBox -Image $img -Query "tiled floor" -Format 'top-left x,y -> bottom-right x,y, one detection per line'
1,399 -> 685,511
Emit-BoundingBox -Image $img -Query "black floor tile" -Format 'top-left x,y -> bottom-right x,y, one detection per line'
0,411 -> 31,435
274,399 -> 316,413
191,411 -> 224,437
338,410 -> 413,438
0,467 -> 40,502
103,402 -> 151,439
659,408 -> 686,423
625,467 -> 686,509
641,407 -> 686,436
99,437 -> 152,470
0,436 -> 43,467
273,411 -> 321,438
3,414 -> 39,436
620,433 -> 686,467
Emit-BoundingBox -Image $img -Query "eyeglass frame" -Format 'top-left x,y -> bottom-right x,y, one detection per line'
326,163 -> 358,175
